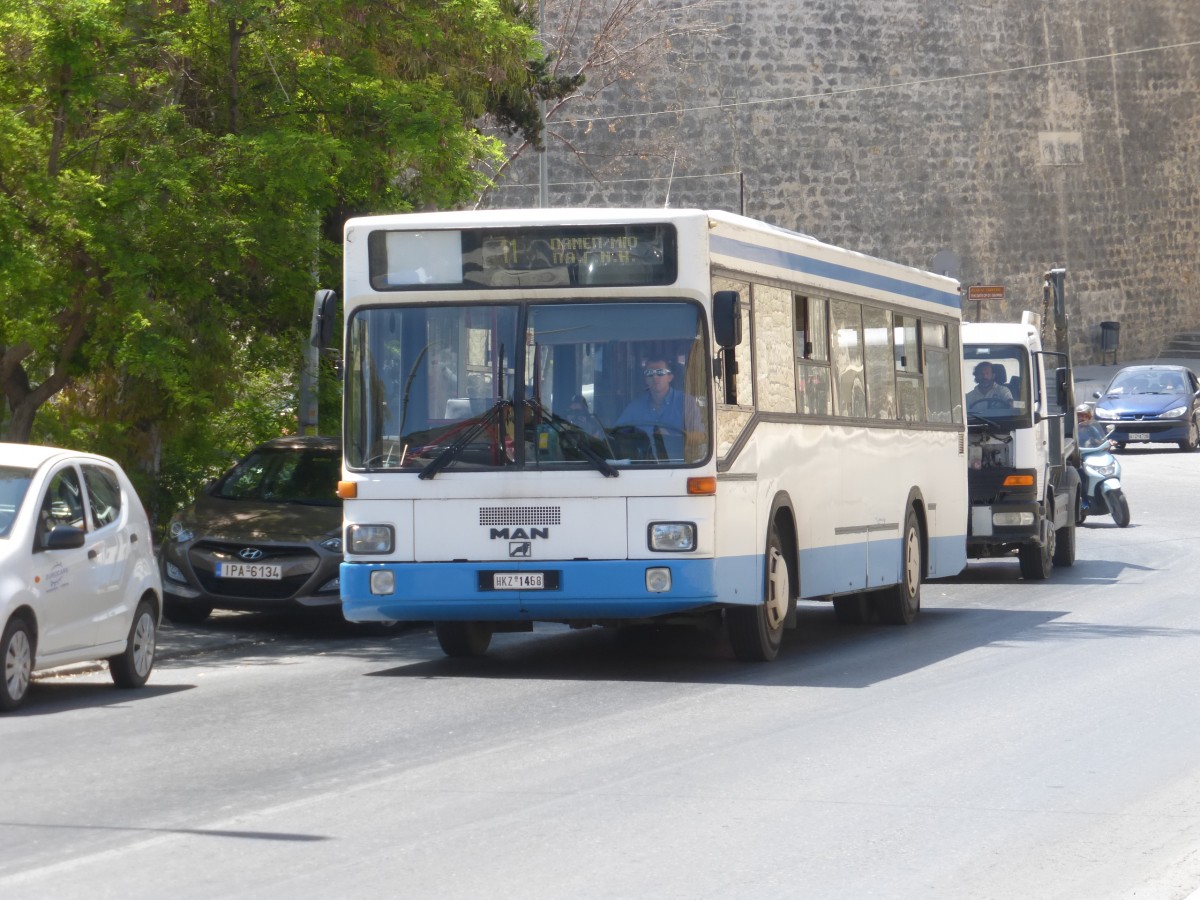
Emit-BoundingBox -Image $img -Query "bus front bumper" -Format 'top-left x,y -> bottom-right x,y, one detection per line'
340,558 -> 739,623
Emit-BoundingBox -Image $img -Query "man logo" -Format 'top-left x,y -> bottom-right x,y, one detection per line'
509,542 -> 532,558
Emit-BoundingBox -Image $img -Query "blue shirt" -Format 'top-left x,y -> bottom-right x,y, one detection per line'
615,388 -> 701,458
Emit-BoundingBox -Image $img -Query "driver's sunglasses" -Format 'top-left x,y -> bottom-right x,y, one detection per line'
643,367 -> 672,377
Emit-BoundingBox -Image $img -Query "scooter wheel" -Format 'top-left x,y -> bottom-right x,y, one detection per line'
1109,489 -> 1131,528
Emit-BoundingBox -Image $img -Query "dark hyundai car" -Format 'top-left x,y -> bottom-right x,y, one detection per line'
160,436 -> 343,623
1092,365 -> 1200,452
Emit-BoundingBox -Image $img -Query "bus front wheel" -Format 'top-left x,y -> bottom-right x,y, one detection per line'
877,507 -> 922,625
727,525 -> 790,662
435,621 -> 492,658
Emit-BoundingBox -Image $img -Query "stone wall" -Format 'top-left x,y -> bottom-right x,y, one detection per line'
486,0 -> 1200,364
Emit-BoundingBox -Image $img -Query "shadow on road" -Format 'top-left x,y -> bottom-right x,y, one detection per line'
10,681 -> 195,716
357,601 -> 1179,689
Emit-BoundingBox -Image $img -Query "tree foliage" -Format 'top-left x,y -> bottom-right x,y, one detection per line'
0,0 -> 556,522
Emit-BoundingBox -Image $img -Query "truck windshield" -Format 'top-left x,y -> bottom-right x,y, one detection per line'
964,344 -> 1030,424
345,300 -> 711,473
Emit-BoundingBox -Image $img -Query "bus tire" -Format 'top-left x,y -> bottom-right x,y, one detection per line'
435,621 -> 492,658
877,507 -> 922,625
727,524 -> 789,662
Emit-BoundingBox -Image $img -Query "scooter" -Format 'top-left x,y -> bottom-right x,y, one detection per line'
1077,423 -> 1130,527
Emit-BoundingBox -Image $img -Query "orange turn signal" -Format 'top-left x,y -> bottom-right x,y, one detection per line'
687,476 -> 717,495
337,480 -> 358,499
1002,474 -> 1035,487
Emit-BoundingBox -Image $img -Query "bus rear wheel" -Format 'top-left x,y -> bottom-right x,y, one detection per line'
435,621 -> 492,658
727,525 -> 789,662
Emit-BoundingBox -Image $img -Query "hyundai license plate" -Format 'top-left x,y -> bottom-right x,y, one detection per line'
217,562 -> 282,580
1129,432 -> 1150,442
492,572 -> 545,590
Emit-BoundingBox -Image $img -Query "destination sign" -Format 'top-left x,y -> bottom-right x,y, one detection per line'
369,224 -> 677,291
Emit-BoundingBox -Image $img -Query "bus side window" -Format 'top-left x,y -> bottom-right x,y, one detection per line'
894,315 -> 925,422
923,321 -> 956,423
795,295 -> 831,416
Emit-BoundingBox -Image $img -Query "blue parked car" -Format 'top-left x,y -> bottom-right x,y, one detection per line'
1092,364 -> 1200,452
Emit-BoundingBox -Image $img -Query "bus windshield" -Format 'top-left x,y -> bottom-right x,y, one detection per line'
345,299 -> 711,473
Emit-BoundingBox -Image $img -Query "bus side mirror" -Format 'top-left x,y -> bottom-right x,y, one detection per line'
311,289 -> 339,350
713,291 -> 742,349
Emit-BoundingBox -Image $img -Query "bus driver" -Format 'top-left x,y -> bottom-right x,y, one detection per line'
615,357 -> 703,457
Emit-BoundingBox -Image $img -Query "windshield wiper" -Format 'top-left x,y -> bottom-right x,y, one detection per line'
525,398 -> 619,478
418,400 -> 511,480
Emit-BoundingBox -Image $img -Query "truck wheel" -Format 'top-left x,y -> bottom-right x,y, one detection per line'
435,621 -> 492,657
1109,489 -> 1131,527
727,524 -> 789,661
1053,509 -> 1077,567
1018,518 -> 1054,580
877,507 -> 922,625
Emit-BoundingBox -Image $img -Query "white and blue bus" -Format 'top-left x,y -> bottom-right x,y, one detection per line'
320,208 -> 967,661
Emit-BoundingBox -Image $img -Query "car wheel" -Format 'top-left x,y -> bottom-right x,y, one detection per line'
1179,417 -> 1198,452
1,616 -> 34,712
164,598 -> 213,625
109,599 -> 157,689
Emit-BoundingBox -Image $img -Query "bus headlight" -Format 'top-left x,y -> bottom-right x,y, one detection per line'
648,522 -> 696,552
347,524 -> 394,554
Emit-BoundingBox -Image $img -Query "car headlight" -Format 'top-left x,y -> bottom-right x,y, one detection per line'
648,522 -> 696,552
321,535 -> 342,553
1094,406 -> 1114,419
347,524 -> 394,554
1160,406 -> 1188,419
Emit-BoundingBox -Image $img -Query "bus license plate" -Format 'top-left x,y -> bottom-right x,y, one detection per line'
1129,432 -> 1149,441
492,572 -> 545,590
217,562 -> 282,580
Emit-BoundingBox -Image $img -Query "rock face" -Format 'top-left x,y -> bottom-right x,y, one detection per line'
487,0 -> 1200,363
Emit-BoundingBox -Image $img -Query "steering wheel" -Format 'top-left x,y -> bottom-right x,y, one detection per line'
611,423 -> 687,460
969,397 -> 1012,411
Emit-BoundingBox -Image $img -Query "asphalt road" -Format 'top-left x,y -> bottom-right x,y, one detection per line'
3,440 -> 1200,899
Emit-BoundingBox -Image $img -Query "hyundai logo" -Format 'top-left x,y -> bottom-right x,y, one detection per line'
238,547 -> 265,561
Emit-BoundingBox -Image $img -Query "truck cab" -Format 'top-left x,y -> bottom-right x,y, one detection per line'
962,312 -> 1079,579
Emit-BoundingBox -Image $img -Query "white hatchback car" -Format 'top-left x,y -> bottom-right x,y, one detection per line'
0,443 -> 163,711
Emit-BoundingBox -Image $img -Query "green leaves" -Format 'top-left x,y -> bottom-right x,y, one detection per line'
1,0 -> 545,528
